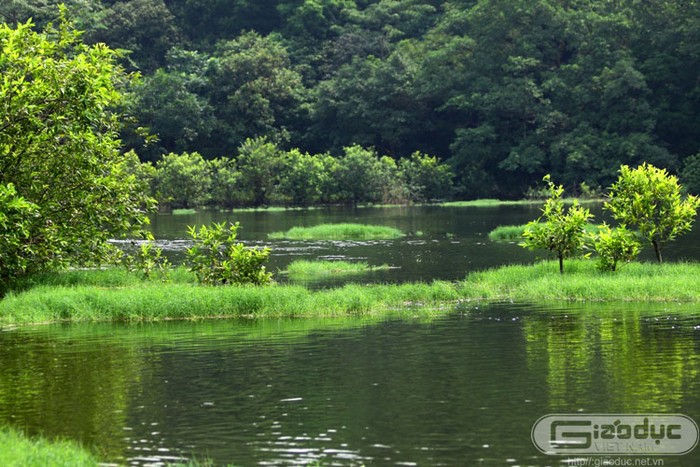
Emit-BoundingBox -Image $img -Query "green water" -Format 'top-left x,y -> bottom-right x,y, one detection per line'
0,304 -> 698,465
2,206 -> 700,465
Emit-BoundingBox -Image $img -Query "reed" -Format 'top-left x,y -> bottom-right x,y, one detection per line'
268,223 -> 403,240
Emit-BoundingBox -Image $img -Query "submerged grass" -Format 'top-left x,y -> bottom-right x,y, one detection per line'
0,426 -> 99,467
2,260 -> 700,326
268,223 -> 404,240
283,260 -> 391,279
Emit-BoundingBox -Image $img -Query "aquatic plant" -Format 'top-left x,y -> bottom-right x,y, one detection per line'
268,223 -> 403,240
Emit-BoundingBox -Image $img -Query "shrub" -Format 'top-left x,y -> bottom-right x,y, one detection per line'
590,224 -> 641,272
186,222 -> 272,285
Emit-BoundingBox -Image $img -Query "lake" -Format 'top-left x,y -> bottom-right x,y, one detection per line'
148,204 -> 700,284
1,205 -> 699,466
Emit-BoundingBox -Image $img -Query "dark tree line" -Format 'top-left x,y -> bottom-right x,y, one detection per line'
3,0 -> 700,199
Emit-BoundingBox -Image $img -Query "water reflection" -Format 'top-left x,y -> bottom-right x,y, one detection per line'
0,304 -> 698,465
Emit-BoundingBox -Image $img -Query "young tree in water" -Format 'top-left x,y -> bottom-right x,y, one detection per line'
0,8 -> 154,292
521,175 -> 593,274
605,163 -> 700,263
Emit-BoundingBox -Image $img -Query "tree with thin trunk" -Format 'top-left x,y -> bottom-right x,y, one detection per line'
521,175 -> 592,274
605,163 -> 700,263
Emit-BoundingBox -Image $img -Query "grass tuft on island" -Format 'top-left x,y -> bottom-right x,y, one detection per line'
2,260 -> 700,326
268,223 -> 404,240
488,223 -> 601,242
0,426 -> 100,467
283,260 -> 392,279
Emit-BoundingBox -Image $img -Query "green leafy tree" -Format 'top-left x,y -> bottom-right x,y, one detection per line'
399,151 -> 454,202
186,222 -> 272,286
521,175 -> 593,274
236,137 -> 283,206
86,0 -> 181,72
605,163 -> 700,263
277,149 -> 326,206
335,145 -> 385,204
127,68 -> 214,161
154,152 -> 211,209
206,32 -> 308,152
0,11 -> 154,291
207,157 -> 243,208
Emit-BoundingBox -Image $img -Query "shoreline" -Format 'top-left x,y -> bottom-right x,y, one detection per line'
2,260 -> 699,327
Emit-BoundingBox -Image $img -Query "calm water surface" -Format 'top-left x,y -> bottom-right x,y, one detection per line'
1,206 -> 700,466
0,303 -> 699,466
147,205 -> 700,284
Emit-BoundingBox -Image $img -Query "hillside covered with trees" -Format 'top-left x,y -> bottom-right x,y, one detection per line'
3,0 -> 700,199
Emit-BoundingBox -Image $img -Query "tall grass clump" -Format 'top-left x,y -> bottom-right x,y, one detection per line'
0,426 -> 99,467
488,223 -> 601,242
284,260 -> 390,279
268,223 -> 403,240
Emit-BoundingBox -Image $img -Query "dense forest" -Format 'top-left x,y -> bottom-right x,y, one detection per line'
3,0 -> 700,199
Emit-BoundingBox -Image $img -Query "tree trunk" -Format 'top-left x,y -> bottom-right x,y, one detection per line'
559,254 -> 564,274
652,239 -> 662,263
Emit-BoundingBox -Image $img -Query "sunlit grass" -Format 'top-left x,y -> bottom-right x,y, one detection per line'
2,260 -> 700,326
268,223 -> 404,240
488,223 -> 601,242
283,260 -> 391,279
0,426 -> 99,467
442,198 -> 601,207
465,260 -> 700,302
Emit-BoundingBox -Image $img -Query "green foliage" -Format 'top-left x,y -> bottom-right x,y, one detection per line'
119,240 -> 172,281
605,163 -> 700,263
400,152 -> 454,202
236,137 -> 283,206
206,32 -> 307,149
590,224 -> 641,272
154,152 -> 211,209
277,148 -> 325,206
0,10 -> 154,290
186,222 -> 272,286
0,426 -> 99,467
0,183 -> 40,292
207,157 -> 243,208
681,152 -> 700,195
521,175 -> 593,273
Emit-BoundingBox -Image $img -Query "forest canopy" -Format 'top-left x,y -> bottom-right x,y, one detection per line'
2,0 -> 699,199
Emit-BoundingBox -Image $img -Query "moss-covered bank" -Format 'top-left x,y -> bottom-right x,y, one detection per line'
1,260 -> 700,326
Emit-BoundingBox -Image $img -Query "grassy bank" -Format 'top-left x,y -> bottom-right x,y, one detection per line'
0,426 -> 99,467
268,223 -> 403,240
2,260 -> 700,326
283,260 -> 391,279
441,198 -> 601,208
